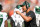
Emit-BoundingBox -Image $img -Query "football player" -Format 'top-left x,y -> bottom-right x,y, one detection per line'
34,6 -> 40,27
11,5 -> 24,27
0,4 -> 8,27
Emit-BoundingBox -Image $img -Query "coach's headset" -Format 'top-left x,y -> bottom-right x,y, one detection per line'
20,1 -> 30,10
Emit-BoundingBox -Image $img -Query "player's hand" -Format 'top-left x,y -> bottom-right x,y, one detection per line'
16,11 -> 21,15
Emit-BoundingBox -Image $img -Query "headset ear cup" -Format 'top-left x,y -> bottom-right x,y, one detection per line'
26,4 -> 29,10
25,1 -> 30,9
25,1 -> 28,9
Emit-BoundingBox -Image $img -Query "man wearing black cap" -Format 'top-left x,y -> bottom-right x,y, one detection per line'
16,1 -> 37,27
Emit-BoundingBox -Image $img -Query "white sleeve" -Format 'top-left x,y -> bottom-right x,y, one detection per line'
11,13 -> 16,22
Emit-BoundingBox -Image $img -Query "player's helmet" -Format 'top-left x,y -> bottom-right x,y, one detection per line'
35,6 -> 40,14
16,5 -> 21,9
20,1 -> 30,9
0,4 -> 2,11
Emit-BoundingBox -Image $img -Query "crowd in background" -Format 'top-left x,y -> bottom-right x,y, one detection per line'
0,0 -> 40,12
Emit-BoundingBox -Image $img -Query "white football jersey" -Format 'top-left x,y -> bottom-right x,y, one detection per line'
34,7 -> 40,26
0,12 -> 8,27
11,8 -> 24,27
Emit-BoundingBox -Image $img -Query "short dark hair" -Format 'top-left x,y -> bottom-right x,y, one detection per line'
0,4 -> 2,11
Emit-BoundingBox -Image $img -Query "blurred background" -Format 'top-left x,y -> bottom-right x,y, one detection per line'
0,0 -> 40,27
0,0 -> 40,13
